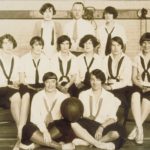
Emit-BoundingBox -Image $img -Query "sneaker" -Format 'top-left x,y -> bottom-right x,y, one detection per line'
19,142 -> 38,150
135,128 -> 143,145
128,128 -> 137,140
98,142 -> 115,150
72,138 -> 89,146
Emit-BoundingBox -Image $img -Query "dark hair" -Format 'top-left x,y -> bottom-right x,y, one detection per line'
57,35 -> 72,51
111,36 -> 124,49
0,34 -> 17,48
72,2 -> 85,10
79,34 -> 100,48
90,69 -> 106,84
139,32 -> 150,46
30,36 -> 44,48
103,6 -> 118,19
39,3 -> 56,15
43,72 -> 57,82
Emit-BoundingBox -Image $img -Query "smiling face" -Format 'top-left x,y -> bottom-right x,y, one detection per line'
43,8 -> 53,21
72,4 -> 84,20
2,38 -> 14,51
90,74 -> 102,91
111,40 -> 122,56
44,78 -> 57,92
141,41 -> 150,54
83,39 -> 94,53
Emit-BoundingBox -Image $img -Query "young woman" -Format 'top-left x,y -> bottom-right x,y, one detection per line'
78,69 -> 125,150
128,32 -> 150,144
103,36 -> 133,126
76,34 -> 104,93
50,35 -> 78,97
39,3 -> 62,59
97,6 -> 127,57
20,36 -> 51,100
0,34 -> 30,150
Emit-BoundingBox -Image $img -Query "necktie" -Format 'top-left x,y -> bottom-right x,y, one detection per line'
105,27 -> 115,55
32,59 -> 40,85
51,28 -> 54,46
72,20 -> 78,42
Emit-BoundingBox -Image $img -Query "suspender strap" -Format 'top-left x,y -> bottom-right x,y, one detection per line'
0,57 -> 14,84
51,28 -> 54,45
105,27 -> 115,55
41,28 -> 43,37
84,56 -> 94,72
32,59 -> 40,84
140,56 -> 150,82
108,56 -> 124,81
58,58 -> 71,82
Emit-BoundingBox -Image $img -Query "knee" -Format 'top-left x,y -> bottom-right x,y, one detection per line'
10,92 -> 21,103
109,131 -> 119,139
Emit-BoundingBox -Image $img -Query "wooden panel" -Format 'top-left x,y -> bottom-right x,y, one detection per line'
0,9 -> 149,19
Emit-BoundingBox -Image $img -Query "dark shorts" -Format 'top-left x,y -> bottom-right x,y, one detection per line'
0,86 -> 19,109
22,118 -> 126,149
132,85 -> 150,101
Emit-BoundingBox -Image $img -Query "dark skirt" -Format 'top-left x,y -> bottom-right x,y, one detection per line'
0,86 -> 19,109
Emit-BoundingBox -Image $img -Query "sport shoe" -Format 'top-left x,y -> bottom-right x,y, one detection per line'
135,128 -> 143,145
98,142 -> 115,150
128,128 -> 137,140
19,142 -> 38,150
72,138 -> 89,146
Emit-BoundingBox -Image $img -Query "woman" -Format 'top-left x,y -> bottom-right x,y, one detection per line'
78,69 -> 125,150
0,34 -> 29,150
97,6 -> 127,57
77,34 -> 104,93
20,36 -> 51,99
103,36 -> 133,126
128,32 -> 150,144
50,35 -> 78,97
20,72 -> 71,150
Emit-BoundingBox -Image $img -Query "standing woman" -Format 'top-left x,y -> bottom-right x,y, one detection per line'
50,35 -> 78,97
76,34 -> 104,93
97,6 -> 127,57
128,33 -> 150,144
103,36 -> 133,126
20,36 -> 51,100
0,34 -> 30,149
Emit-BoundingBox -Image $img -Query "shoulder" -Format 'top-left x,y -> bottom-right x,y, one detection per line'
32,90 -> 44,102
79,89 -> 91,97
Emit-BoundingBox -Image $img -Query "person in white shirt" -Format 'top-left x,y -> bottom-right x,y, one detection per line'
76,34 -> 104,94
128,32 -> 150,144
97,6 -> 127,57
39,3 -> 62,59
0,34 -> 30,150
63,2 -> 95,52
76,69 -> 125,150
20,72 -> 72,150
103,36 -> 133,126
20,36 -> 51,99
50,35 -> 78,96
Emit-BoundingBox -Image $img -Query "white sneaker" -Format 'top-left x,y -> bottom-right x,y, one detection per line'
128,128 -> 137,140
135,128 -> 144,145
72,138 -> 89,146
98,142 -> 115,150
19,142 -> 38,150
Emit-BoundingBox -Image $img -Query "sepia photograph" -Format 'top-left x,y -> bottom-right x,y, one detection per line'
0,0 -> 149,150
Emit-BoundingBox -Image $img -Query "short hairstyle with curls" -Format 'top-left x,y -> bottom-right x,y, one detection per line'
43,72 -> 57,82
57,35 -> 72,51
111,36 -> 124,49
139,32 -> 150,46
90,69 -> 106,84
39,3 -> 56,15
103,6 -> 118,19
0,34 -> 17,49
79,34 -> 100,48
30,36 -> 44,48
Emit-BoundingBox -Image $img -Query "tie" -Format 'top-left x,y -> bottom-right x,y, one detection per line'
32,59 -> 40,85
72,20 -> 78,42
105,27 -> 115,55
51,28 -> 54,46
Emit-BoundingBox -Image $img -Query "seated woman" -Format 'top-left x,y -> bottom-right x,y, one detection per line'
20,72 -> 69,150
103,36 -> 133,125
76,34 -> 104,93
0,34 -> 30,150
128,32 -> 150,144
50,35 -> 78,97
78,69 -> 125,150
19,36 -> 51,99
